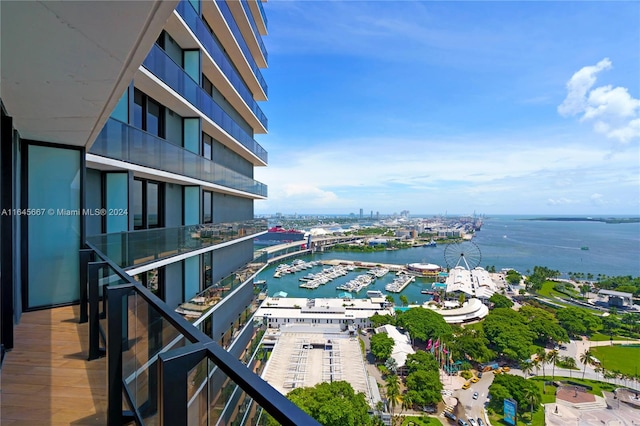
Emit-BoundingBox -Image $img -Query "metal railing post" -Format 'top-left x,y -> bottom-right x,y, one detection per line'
79,249 -> 94,323
107,284 -> 135,426
158,344 -> 208,425
88,261 -> 107,360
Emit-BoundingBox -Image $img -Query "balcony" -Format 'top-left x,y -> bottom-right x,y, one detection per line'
233,0 -> 268,63
176,1 -> 268,130
142,44 -> 268,163
90,118 -> 267,197
75,250 -> 318,425
216,0 -> 268,70
86,220 -> 267,271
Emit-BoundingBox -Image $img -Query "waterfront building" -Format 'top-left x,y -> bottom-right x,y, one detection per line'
255,296 -> 395,329
445,266 -> 497,299
1,1 -> 316,424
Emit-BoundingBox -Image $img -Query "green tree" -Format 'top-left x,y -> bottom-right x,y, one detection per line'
579,349 -> 593,380
449,325 -> 494,363
396,307 -> 452,343
547,349 -> 559,380
287,381 -> 373,426
556,307 -> 601,337
370,333 -> 395,361
524,387 -> 541,421
405,369 -> 442,406
399,295 -> 409,307
489,293 -> 513,309
506,270 -> 522,285
385,374 -> 401,416
519,306 -> 568,345
405,350 -> 439,374
482,308 -> 536,361
369,314 -> 395,328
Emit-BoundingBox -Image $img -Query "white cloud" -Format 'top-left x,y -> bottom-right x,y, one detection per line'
546,198 -> 579,206
558,58 -> 640,143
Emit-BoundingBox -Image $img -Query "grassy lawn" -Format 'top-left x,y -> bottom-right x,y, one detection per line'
589,333 -> 628,342
530,376 -> 617,396
489,408 -> 544,426
401,416 -> 443,425
590,345 -> 640,377
537,281 -> 564,298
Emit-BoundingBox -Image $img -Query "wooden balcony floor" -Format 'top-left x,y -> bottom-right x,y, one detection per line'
0,305 -> 107,425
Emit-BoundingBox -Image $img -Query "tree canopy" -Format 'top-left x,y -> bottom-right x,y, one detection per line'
405,369 -> 442,407
287,381 -> 373,426
556,306 -> 601,337
518,306 -> 568,344
405,350 -> 439,375
370,332 -> 395,361
482,308 -> 536,361
488,374 -> 540,415
396,307 -> 452,343
449,324 -> 495,363
489,293 -> 513,309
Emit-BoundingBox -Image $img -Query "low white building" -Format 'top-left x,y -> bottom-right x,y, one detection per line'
422,298 -> 489,324
445,266 -> 497,299
374,324 -> 415,368
256,296 -> 394,329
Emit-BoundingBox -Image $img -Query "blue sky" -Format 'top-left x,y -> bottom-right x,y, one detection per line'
254,1 -> 640,216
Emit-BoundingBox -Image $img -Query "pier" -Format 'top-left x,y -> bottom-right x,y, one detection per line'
320,259 -> 406,273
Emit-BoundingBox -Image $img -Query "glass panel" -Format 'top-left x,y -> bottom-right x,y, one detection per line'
147,99 -> 162,137
240,0 -> 268,61
91,118 -> 267,197
105,173 -> 129,233
183,186 -> 200,225
202,133 -> 212,160
202,191 -> 212,224
147,182 -> 159,228
133,179 -> 143,229
85,220 -> 268,270
184,256 -> 200,302
184,118 -> 200,154
133,90 -> 143,128
27,144 -> 80,307
203,251 -> 212,289
142,43 -> 268,162
184,50 -> 200,84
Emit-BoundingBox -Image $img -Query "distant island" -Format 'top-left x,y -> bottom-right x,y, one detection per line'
525,217 -> 640,224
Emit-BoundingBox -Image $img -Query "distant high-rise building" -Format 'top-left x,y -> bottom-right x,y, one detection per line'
360,208 -> 363,219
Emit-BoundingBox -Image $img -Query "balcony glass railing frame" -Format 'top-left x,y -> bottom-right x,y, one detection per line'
256,0 -> 268,30
86,219 -> 268,271
176,0 -> 268,129
215,0 -> 268,92
81,243 -> 319,426
91,118 -> 267,197
240,0 -> 268,61
142,44 -> 268,163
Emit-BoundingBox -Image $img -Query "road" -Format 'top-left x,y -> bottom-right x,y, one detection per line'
453,372 -> 494,424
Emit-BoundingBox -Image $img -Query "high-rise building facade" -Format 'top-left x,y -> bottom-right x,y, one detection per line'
1,1 -> 315,424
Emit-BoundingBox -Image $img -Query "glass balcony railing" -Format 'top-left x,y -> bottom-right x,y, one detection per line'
91,118 -> 267,197
240,0 -> 268,62
256,0 -> 268,30
84,249 -> 317,426
142,44 -> 268,163
178,252 -> 268,323
86,220 -> 267,270
176,0 -> 268,130
216,0 -> 268,89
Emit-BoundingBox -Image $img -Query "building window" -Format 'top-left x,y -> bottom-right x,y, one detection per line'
133,89 -> 165,137
203,251 -> 212,288
202,132 -> 213,160
203,190 -> 212,223
133,178 -> 164,230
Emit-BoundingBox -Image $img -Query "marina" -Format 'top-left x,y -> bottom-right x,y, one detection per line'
385,274 -> 416,293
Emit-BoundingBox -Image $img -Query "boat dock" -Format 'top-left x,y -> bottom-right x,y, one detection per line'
320,259 -> 406,273
385,274 -> 416,293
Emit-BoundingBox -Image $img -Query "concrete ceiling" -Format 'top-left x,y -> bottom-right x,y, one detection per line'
0,0 -> 178,147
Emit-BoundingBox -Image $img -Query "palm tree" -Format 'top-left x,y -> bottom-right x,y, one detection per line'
520,361 -> 534,378
579,349 -> 593,380
532,357 -> 541,376
537,349 -> 547,377
547,350 -> 559,380
523,387 -> 541,422
385,374 -> 401,416
401,393 -> 414,414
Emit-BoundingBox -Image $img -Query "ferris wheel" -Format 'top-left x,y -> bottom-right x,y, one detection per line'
444,241 -> 482,270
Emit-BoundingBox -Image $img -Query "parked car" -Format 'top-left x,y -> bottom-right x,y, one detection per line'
473,391 -> 479,400
457,419 -> 469,426
469,418 -> 477,426
477,371 -> 483,378
422,405 -> 436,413
443,411 -> 457,422
477,418 -> 485,426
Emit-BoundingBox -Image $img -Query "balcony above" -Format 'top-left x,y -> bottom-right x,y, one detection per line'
86,220 -> 267,271
90,118 -> 267,197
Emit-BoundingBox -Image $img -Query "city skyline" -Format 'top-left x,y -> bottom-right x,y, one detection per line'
254,0 -> 640,216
